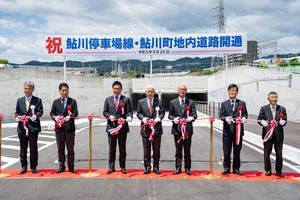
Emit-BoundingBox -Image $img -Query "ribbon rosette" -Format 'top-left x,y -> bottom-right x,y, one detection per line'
108,118 -> 126,136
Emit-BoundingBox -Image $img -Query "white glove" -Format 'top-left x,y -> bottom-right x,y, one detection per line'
279,119 -> 286,126
174,117 -> 180,124
225,116 -> 232,124
142,118 -> 148,124
186,116 -> 194,122
30,115 -> 37,122
242,117 -> 247,124
109,115 -> 116,122
155,117 -> 161,123
64,115 -> 70,122
15,116 -> 21,122
261,120 -> 268,127
126,116 -> 132,122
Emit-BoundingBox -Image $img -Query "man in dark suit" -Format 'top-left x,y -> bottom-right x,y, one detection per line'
168,84 -> 197,175
257,91 -> 287,177
103,81 -> 133,174
50,82 -> 78,173
137,85 -> 165,174
219,84 -> 248,175
15,81 -> 43,174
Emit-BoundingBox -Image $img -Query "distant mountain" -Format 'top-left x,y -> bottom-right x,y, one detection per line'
22,57 -> 222,74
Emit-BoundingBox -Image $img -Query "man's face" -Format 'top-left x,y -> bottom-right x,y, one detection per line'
228,87 -> 238,99
177,85 -> 187,98
112,84 -> 122,96
145,88 -> 155,99
268,94 -> 278,105
24,85 -> 33,97
59,86 -> 69,98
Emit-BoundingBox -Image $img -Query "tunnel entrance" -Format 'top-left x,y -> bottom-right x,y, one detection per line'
130,92 -> 207,110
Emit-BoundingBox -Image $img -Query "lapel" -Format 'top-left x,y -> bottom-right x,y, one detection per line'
175,98 -> 182,117
275,105 -> 281,120
233,99 -> 240,115
226,99 -> 233,115
21,96 -> 27,114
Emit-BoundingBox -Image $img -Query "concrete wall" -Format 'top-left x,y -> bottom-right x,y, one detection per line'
208,66 -> 300,120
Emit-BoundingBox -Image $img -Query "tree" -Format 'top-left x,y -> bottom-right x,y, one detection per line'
0,59 -> 9,64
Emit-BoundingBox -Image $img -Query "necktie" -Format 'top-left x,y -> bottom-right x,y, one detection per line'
25,98 -> 30,112
148,99 -> 153,115
181,99 -> 185,113
114,96 -> 119,110
231,100 -> 235,111
61,98 -> 65,112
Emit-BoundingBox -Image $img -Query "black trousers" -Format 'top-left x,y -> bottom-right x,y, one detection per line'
174,134 -> 192,170
107,132 -> 127,169
223,135 -> 243,171
18,132 -> 38,169
263,136 -> 283,173
142,135 -> 161,169
55,131 -> 75,169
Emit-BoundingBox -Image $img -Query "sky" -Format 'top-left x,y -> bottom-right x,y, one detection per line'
0,0 -> 299,63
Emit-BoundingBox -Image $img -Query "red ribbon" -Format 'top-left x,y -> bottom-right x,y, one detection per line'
177,118 -> 188,143
0,113 -> 3,121
54,116 -> 66,131
108,118 -> 126,136
20,115 -> 29,136
141,119 -> 156,141
235,105 -> 243,145
263,119 -> 278,142
120,102 -> 125,115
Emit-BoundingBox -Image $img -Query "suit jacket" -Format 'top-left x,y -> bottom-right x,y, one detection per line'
50,97 -> 78,133
15,96 -> 43,134
103,95 -> 133,134
257,104 -> 287,142
219,99 -> 248,137
168,97 -> 198,136
136,97 -> 165,137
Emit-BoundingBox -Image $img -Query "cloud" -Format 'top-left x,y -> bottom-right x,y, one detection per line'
0,0 -> 299,63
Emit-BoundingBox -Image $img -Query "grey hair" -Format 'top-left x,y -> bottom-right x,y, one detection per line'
24,81 -> 35,90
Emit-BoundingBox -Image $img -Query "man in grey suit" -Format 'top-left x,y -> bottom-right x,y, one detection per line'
219,84 -> 248,175
137,85 -> 165,174
257,91 -> 287,177
103,81 -> 133,174
168,84 -> 197,175
15,81 -> 43,174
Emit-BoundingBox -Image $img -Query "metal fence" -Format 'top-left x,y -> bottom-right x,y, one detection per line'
195,101 -> 221,116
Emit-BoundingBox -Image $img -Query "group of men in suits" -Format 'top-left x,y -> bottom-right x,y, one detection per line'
219,84 -> 287,177
15,81 -> 287,177
15,82 -> 78,174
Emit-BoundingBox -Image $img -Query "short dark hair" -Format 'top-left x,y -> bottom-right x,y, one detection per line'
228,84 -> 238,92
59,82 -> 69,90
112,81 -> 122,89
268,91 -> 278,96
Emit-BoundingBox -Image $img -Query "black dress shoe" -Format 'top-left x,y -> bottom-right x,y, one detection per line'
68,168 -> 76,173
31,168 -> 38,174
20,167 -> 27,174
276,172 -> 284,177
121,168 -> 127,174
56,167 -> 66,173
153,167 -> 161,174
144,167 -> 151,174
107,168 -> 115,174
233,169 -> 242,175
265,170 -> 272,176
175,168 -> 182,174
185,169 -> 191,175
222,169 -> 230,175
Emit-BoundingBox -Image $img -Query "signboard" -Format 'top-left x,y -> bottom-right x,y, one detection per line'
45,33 -> 247,56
